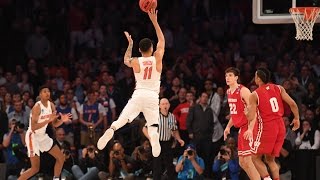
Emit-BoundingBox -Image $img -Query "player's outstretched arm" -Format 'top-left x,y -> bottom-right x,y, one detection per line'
279,86 -> 300,131
148,9 -> 165,66
123,31 -> 136,68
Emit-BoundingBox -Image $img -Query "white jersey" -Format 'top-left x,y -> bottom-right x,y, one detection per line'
28,101 -> 52,134
134,56 -> 161,93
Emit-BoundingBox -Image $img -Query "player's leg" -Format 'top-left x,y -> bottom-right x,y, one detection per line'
238,125 -> 260,180
143,98 -> 161,157
18,156 -> 40,180
97,97 -> 141,150
239,155 -> 261,180
48,144 -> 65,179
265,154 -> 280,180
267,119 -> 285,180
252,154 -> 272,180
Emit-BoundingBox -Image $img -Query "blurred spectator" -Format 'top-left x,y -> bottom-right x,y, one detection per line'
99,141 -> 134,179
295,120 -> 320,149
25,25 -> 50,60
175,144 -> 205,180
170,87 -> 187,112
56,94 -> 78,146
187,92 -> 214,177
7,101 -> 30,128
131,139 -> 153,178
0,67 -> 6,86
298,65 -> 316,89
164,77 -> 181,102
60,144 -> 76,180
212,145 -> 240,180
4,72 -> 19,94
72,144 -> 102,180
173,91 -> 195,145
98,84 -> 116,129
79,90 -> 104,146
277,139 -> 293,180
204,79 -> 224,162
3,92 -> 13,114
54,128 -> 71,150
3,119 -> 27,179
17,72 -> 34,95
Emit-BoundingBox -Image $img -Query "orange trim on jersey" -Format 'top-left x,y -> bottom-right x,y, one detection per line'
29,132 -> 35,157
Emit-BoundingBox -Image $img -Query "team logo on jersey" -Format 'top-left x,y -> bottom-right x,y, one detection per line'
266,86 -> 270,90
41,109 -> 44,113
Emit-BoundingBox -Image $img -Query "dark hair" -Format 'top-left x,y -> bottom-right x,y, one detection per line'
139,38 -> 153,52
225,67 -> 240,77
256,68 -> 271,84
38,85 -> 50,93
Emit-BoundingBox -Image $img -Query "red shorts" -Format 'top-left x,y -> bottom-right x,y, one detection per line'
251,118 -> 285,157
238,122 -> 258,157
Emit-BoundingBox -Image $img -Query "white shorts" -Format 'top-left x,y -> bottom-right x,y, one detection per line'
25,130 -> 53,157
119,89 -> 159,126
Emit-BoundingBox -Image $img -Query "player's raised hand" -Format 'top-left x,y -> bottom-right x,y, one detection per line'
124,31 -> 133,45
49,111 -> 59,122
291,118 -> 300,131
148,9 -> 158,23
60,112 -> 72,123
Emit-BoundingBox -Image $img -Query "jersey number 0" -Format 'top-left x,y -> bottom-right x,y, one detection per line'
269,97 -> 279,112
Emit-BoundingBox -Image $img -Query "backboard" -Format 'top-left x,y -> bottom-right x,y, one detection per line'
253,0 -> 320,24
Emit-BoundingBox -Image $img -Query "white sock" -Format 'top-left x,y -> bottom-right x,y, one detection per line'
53,177 -> 60,180
263,176 -> 272,180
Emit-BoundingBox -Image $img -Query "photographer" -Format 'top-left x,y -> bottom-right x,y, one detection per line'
2,119 -> 27,179
131,139 -> 153,177
99,141 -> 134,179
71,144 -> 104,180
61,144 -> 77,180
175,144 -> 205,180
212,146 -> 240,180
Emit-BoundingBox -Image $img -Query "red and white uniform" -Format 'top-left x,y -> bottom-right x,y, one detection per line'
227,84 -> 257,156
251,83 -> 286,157
25,101 -> 54,157
118,56 -> 161,126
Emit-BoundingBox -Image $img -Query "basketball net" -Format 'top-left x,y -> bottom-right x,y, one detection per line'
290,7 -> 320,40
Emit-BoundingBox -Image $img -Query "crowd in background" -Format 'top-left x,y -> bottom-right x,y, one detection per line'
0,0 -> 320,179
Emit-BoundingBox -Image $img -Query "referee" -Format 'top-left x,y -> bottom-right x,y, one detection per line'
143,98 -> 184,180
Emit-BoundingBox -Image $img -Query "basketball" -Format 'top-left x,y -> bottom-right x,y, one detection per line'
139,0 -> 157,13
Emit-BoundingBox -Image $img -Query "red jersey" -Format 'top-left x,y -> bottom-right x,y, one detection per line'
227,84 -> 247,128
173,102 -> 190,130
254,83 -> 284,122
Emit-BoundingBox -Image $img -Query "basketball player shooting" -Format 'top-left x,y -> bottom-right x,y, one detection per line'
19,86 -> 72,180
244,68 -> 300,180
97,8 -> 165,157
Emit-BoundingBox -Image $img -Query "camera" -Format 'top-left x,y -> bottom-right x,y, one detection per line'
64,150 -> 70,156
87,147 -> 94,153
114,150 -> 120,155
14,121 -> 25,131
219,149 -> 227,155
187,150 -> 193,156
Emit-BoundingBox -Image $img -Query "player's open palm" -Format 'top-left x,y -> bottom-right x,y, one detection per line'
124,31 -> 133,45
148,9 -> 158,22
243,129 -> 253,141
60,112 -> 72,123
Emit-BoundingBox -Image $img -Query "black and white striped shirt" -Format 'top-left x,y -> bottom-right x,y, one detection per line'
158,112 -> 178,141
145,112 -> 178,141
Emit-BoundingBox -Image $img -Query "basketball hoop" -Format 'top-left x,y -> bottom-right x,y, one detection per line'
289,7 -> 320,40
